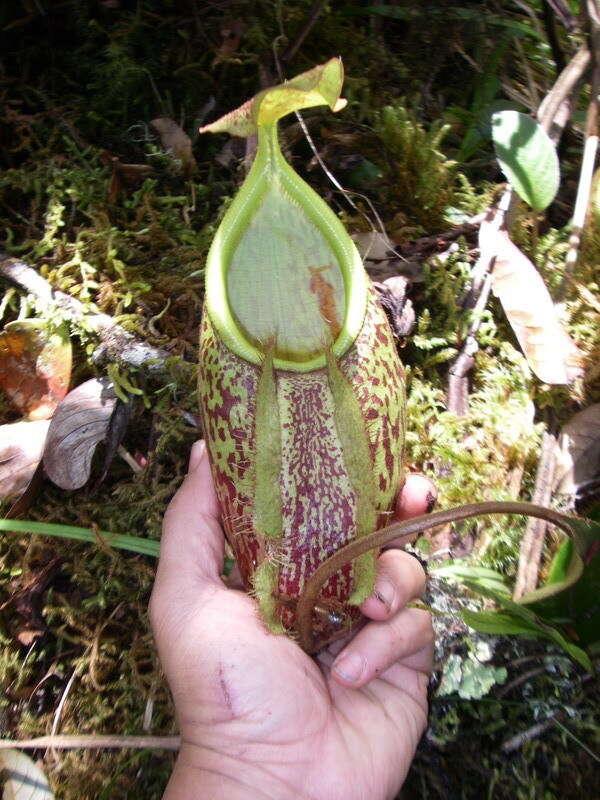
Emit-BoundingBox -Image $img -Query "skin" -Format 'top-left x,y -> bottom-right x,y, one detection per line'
150,440 -> 436,800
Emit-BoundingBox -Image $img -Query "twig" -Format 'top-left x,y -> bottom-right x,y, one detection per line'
501,709 -> 566,752
446,45 -> 592,415
560,5 -> 600,292
537,46 -> 591,141
496,665 -> 550,697
446,191 -> 512,415
0,252 -> 171,372
513,430 -> 558,599
501,670 -> 597,753
447,274 -> 492,416
281,0 -> 329,62
0,735 -> 180,750
541,0 -> 566,74
117,445 -> 144,474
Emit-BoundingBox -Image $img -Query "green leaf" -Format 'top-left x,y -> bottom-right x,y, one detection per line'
491,110 -> 559,210
462,582 -> 593,672
0,518 -> 159,557
432,562 -> 510,595
546,538 -> 575,584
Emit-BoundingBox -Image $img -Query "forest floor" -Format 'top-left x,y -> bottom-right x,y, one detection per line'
0,2 -> 599,798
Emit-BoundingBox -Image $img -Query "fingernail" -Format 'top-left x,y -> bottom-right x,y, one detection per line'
373,578 -> 395,612
188,440 -> 206,472
425,490 -> 437,514
332,652 -> 366,684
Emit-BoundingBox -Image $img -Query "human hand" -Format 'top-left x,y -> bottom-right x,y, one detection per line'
150,441 -> 435,800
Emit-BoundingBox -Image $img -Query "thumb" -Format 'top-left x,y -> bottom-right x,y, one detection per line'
153,440 -> 225,605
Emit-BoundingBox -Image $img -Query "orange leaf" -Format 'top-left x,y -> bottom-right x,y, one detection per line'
0,320 -> 72,420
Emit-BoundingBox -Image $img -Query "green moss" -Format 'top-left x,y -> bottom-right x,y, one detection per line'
374,103 -> 474,234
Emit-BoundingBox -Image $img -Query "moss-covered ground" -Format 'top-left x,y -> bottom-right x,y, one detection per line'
0,1 -> 598,797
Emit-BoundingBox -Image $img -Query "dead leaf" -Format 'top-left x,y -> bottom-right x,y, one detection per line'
0,419 -> 50,499
100,151 -> 153,204
373,277 -> 416,337
481,223 -> 584,384
0,749 -> 54,799
353,231 -> 396,263
150,118 -> 196,176
43,377 -> 120,490
213,18 -> 245,63
554,404 -> 600,496
0,320 -> 72,420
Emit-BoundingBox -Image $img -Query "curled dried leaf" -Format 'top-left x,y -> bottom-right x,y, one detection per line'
554,404 -> 600,496
480,223 -> 584,384
150,118 -> 196,176
43,377 -> 120,490
0,419 -> 50,499
0,749 -> 54,799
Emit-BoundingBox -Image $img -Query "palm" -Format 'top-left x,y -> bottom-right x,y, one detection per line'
161,586 -> 426,800
151,444 -> 434,800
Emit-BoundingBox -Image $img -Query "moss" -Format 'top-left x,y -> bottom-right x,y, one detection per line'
0,2 -> 598,797
373,103 -> 474,234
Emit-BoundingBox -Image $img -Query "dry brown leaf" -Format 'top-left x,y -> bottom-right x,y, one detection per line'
0,320 -> 72,420
0,419 -> 50,499
480,222 -> 584,384
43,377 -> 117,490
150,117 -> 196,176
214,18 -> 245,62
554,403 -> 600,495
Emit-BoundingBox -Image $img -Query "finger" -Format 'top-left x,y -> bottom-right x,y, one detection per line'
330,607 -> 433,688
359,549 -> 426,621
153,441 -> 224,603
395,473 -> 437,520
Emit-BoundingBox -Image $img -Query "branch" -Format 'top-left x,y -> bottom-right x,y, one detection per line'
281,0 -> 329,63
446,191 -> 512,415
0,252 -> 172,372
513,430 -> 558,599
537,45 -> 591,141
445,45 -> 592,415
0,734 -> 180,750
559,6 -> 600,290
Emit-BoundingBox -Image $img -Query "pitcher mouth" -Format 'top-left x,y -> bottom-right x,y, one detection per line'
204,123 -> 367,372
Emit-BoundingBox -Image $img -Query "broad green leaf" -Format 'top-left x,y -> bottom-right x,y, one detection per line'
526,533 -> 600,649
432,562 -> 510,595
200,57 -> 346,138
545,538 -> 574,584
491,110 -> 559,210
462,581 -> 593,672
